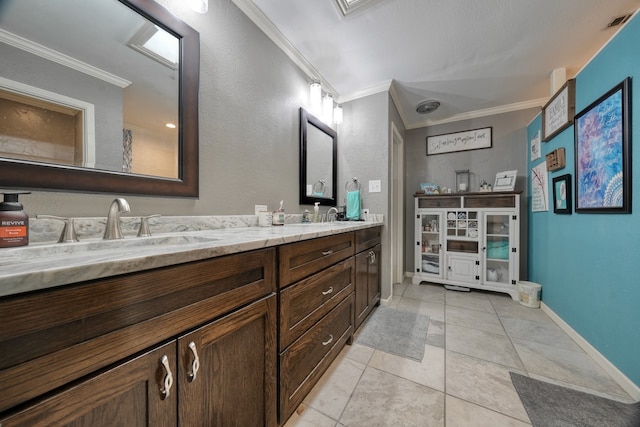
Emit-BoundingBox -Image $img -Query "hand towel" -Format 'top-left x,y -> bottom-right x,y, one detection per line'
346,190 -> 361,220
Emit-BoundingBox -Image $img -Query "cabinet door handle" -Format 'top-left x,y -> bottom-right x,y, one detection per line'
322,334 -> 334,346
322,250 -> 334,256
160,355 -> 174,400
369,251 -> 376,264
187,341 -> 200,383
322,286 -> 334,295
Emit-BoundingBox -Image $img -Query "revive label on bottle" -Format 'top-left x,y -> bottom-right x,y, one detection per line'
0,193 -> 30,248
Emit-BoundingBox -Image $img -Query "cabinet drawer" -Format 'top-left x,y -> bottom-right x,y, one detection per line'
279,233 -> 355,288
417,196 -> 461,208
0,248 -> 276,413
464,194 -> 516,208
279,258 -> 354,349
355,226 -> 382,253
279,294 -> 353,422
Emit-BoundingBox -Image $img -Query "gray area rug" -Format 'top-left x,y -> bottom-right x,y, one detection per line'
355,306 -> 429,361
510,372 -> 640,427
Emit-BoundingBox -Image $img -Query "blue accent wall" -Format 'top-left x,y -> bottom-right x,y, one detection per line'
527,14 -> 640,387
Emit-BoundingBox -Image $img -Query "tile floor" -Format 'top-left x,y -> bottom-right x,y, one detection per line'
284,278 -> 633,426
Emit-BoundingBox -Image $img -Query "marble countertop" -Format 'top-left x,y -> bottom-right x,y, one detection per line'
1,221 -> 382,298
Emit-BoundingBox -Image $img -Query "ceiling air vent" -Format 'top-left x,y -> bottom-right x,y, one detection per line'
606,14 -> 632,28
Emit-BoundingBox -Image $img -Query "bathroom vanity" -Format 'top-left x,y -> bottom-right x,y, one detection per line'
0,221 -> 382,426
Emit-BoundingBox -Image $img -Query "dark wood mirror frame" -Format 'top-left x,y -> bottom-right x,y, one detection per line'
0,0 -> 200,198
299,107 -> 337,207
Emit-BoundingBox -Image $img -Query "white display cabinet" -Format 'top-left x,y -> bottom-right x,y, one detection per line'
412,193 -> 521,300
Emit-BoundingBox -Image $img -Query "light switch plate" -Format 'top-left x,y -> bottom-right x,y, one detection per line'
254,204 -> 268,215
369,180 -> 381,193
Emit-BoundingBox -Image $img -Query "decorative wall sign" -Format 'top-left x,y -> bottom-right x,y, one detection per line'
552,174 -> 572,214
542,79 -> 575,142
426,127 -> 492,155
574,78 -> 631,213
545,148 -> 566,171
531,162 -> 549,212
530,130 -> 541,161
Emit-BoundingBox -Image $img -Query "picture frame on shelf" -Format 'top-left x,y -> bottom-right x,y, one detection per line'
542,79 -> 576,142
574,77 -> 631,213
493,170 -> 518,192
552,174 -> 572,214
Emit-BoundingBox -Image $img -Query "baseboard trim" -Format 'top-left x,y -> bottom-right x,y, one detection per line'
541,302 -> 640,400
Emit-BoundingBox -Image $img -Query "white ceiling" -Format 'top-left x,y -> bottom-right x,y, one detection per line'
237,0 -> 639,128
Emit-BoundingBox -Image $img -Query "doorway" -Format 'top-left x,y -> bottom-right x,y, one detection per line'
390,121 -> 404,299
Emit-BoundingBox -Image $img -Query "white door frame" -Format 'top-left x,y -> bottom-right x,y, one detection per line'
390,121 -> 404,298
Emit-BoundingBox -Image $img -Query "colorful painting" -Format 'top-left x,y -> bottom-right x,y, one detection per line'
574,78 -> 631,213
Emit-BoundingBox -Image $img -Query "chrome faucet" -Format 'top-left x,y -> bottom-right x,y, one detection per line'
103,198 -> 130,240
326,207 -> 339,222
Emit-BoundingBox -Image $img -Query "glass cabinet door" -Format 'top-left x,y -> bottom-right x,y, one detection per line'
483,212 -> 513,286
416,212 -> 443,277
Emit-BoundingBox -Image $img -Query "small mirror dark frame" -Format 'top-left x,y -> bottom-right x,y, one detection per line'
0,0 -> 200,198
299,108 -> 337,206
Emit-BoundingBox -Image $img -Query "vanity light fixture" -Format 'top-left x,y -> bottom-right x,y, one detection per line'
310,81 -> 322,110
322,93 -> 334,124
165,123 -> 176,129
187,0 -> 208,13
334,104 -> 343,124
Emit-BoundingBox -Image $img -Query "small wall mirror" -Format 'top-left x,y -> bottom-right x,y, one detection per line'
299,107 -> 337,206
0,0 -> 199,197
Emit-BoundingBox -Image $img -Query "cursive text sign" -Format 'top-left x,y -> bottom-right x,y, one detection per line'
427,127 -> 492,155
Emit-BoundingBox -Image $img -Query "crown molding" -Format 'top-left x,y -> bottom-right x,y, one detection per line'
405,97 -> 548,129
0,29 -> 131,88
232,0 -> 338,97
337,80 -> 392,104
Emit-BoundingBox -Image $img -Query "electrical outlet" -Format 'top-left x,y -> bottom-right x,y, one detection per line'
369,180 -> 381,193
254,204 -> 267,215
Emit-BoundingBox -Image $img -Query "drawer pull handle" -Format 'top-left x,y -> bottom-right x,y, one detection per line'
187,341 -> 200,382
322,334 -> 334,346
322,250 -> 334,256
160,355 -> 174,399
322,287 -> 334,296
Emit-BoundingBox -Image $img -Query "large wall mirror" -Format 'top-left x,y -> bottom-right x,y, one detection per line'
0,0 -> 200,197
299,108 -> 337,206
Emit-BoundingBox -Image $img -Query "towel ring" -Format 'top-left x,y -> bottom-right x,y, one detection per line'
312,180 -> 326,196
345,177 -> 360,192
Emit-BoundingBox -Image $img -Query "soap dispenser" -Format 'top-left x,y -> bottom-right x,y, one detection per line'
0,192 -> 30,248
313,202 -> 320,223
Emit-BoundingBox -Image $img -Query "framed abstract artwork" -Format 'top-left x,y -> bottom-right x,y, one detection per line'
574,78 -> 631,213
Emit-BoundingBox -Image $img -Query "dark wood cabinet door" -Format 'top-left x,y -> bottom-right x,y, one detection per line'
0,342 -> 177,427
355,244 -> 381,330
178,295 -> 277,427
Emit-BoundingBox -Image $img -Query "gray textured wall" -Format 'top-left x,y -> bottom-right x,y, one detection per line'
404,108 -> 539,276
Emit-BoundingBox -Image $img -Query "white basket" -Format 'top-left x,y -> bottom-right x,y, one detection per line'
518,281 -> 541,308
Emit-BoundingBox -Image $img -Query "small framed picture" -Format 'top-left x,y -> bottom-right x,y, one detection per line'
552,174 -> 572,214
493,170 -> 518,192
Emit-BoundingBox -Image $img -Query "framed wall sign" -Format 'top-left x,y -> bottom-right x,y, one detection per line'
552,174 -> 572,214
574,77 -> 631,213
426,127 -> 492,155
542,79 -> 576,142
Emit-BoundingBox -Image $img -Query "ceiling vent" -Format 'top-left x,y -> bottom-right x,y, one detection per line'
606,14 -> 632,28
416,100 -> 441,115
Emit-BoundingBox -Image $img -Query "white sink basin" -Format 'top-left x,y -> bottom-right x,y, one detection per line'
6,234 -> 221,260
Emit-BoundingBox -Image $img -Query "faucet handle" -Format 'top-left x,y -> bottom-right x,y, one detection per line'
36,215 -> 79,243
137,214 -> 161,237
